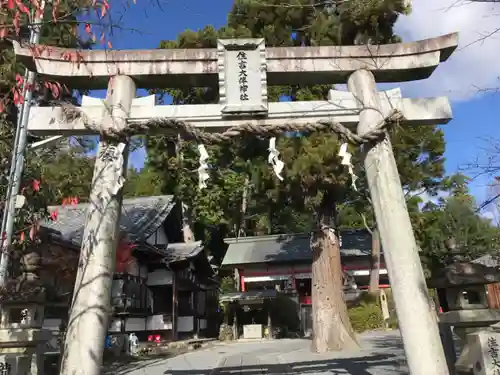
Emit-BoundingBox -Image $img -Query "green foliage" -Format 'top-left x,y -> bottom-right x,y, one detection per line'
0,0 -> 93,287
144,0 -> 450,266
348,300 -> 384,332
220,276 -> 236,294
348,291 -> 398,332
0,142 -> 96,291
37,148 -> 94,204
123,167 -> 164,198
140,1 -> 500,285
227,0 -> 406,46
415,173 -> 500,274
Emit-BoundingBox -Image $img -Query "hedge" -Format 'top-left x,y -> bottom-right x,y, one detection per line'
347,290 -> 398,333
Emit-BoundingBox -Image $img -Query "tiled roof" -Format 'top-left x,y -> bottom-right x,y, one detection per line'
472,254 -> 499,268
42,195 -> 176,247
221,230 -> 375,266
160,241 -> 204,263
219,290 -> 278,302
219,289 -> 361,303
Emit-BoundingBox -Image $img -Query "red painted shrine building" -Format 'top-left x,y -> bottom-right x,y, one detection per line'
221,230 -> 388,306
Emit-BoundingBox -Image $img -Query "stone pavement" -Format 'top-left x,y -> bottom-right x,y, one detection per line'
117,330 -> 408,375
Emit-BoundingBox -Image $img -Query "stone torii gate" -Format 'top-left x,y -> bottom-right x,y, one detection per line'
14,33 -> 458,375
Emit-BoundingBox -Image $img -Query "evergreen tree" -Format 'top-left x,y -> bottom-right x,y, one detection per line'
0,0 -> 100,292
145,0 -> 446,352
416,173 -> 500,274
123,166 -> 164,198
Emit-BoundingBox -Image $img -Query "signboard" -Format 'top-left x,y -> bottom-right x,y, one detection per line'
217,39 -> 268,115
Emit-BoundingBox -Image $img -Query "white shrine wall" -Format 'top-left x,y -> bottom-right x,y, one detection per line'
147,269 -> 173,286
146,227 -> 169,246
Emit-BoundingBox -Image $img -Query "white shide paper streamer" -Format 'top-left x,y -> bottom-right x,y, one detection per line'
197,144 -> 210,189
268,137 -> 284,181
338,143 -> 358,191
110,143 -> 127,196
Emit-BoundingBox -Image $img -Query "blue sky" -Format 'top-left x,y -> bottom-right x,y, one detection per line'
87,0 -> 500,214
88,0 -> 234,171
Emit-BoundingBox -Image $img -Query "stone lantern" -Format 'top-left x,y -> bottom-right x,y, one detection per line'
0,249 -> 52,375
428,261 -> 500,375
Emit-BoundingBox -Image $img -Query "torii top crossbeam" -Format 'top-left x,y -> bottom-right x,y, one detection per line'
16,31 -> 461,375
13,33 -> 458,90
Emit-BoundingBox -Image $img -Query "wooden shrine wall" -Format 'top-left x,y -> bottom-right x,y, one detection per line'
488,283 -> 500,309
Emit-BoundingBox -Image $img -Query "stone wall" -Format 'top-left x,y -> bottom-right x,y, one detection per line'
40,243 -> 79,303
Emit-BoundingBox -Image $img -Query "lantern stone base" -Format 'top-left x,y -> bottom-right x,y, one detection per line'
0,328 -> 52,375
455,330 -> 500,375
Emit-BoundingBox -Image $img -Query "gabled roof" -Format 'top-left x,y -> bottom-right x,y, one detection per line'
221,229 -> 375,267
42,195 -> 176,247
162,241 -> 204,263
472,254 -> 499,268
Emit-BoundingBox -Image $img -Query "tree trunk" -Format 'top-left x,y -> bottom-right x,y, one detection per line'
181,202 -> 195,243
238,175 -> 249,237
172,271 -> 178,340
368,228 -> 381,295
176,135 -> 195,244
311,193 -> 358,353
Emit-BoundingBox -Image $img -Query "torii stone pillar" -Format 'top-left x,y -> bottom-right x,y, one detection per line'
13,32 -> 459,375
348,69 -> 449,375
59,76 -> 136,375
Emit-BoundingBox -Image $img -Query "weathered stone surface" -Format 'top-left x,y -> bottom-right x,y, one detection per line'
428,262 -> 500,288
0,313 -> 52,375
456,331 -> 500,375
0,328 -> 51,347
12,33 -> 458,89
217,39 -> 268,115
218,324 -> 234,341
348,68 -> 449,375
26,90 -> 452,135
439,309 -> 500,328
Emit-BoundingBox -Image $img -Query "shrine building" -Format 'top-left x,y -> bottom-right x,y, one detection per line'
37,195 -> 218,349
220,230 -> 387,336
222,229 -> 388,297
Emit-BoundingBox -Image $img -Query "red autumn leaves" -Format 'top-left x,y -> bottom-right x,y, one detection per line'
84,22 -> 112,49
7,178 -> 137,273
10,178 -> 79,244
31,178 -> 40,192
0,0 -> 119,113
48,196 -> 79,222
1,0 -> 33,37
0,72 -> 69,114
116,239 -> 136,273
4,178 -> 44,245
0,0 -> 115,39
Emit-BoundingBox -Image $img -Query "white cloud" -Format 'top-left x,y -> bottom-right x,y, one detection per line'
394,0 -> 500,101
